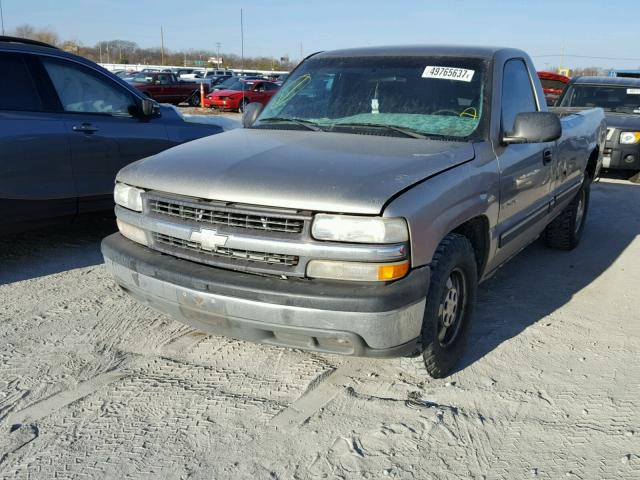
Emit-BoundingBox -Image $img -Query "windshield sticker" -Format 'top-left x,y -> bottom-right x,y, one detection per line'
627,88 -> 640,95
422,66 -> 475,82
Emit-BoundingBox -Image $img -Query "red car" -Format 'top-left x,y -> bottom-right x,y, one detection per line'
204,79 -> 280,112
537,71 -> 570,106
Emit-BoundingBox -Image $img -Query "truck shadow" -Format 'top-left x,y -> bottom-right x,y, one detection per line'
0,216 -> 117,285
457,179 -> 640,373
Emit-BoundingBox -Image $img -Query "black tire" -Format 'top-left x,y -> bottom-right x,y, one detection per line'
417,233 -> 478,378
189,92 -> 202,107
238,98 -> 249,113
543,176 -> 590,250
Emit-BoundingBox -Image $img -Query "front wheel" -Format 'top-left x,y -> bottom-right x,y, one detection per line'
543,176 -> 591,250
238,98 -> 250,113
418,233 -> 478,378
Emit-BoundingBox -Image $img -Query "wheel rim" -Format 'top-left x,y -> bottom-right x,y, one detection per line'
437,268 -> 467,348
574,189 -> 586,235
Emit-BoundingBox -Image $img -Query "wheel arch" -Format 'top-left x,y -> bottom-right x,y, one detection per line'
450,215 -> 490,279
586,147 -> 599,180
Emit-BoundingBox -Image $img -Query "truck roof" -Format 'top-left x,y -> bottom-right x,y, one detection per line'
571,76 -> 640,86
314,45 -> 518,60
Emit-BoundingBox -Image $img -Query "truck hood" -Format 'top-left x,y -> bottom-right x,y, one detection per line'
117,128 -> 475,214
604,112 -> 640,130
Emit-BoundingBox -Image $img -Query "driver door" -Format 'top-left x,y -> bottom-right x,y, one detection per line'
493,59 -> 555,265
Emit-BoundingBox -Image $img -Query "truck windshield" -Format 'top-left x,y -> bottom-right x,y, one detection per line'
256,56 -> 487,139
559,84 -> 640,114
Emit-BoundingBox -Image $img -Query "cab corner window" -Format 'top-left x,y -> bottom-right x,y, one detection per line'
501,59 -> 537,134
42,58 -> 134,115
0,53 -> 43,112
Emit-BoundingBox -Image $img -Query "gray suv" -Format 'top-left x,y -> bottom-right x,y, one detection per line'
0,36 -> 237,233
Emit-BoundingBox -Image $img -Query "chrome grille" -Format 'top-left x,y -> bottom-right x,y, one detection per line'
148,198 -> 304,234
153,232 -> 299,267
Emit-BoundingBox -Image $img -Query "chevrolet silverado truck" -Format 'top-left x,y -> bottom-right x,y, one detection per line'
557,75 -> 640,172
102,46 -> 605,378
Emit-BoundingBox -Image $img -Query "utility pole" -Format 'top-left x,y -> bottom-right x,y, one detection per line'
99,42 -> 103,63
216,42 -> 221,67
240,9 -> 244,74
0,0 -> 5,36
160,26 -> 165,66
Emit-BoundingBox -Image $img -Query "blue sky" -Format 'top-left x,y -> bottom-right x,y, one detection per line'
1,0 -> 638,69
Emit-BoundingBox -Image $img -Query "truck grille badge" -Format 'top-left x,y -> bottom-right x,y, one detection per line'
190,229 -> 229,251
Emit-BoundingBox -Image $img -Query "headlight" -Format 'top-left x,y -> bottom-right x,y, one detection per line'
114,183 -> 144,212
116,219 -> 148,246
619,131 -> 640,144
307,260 -> 409,282
312,214 -> 408,244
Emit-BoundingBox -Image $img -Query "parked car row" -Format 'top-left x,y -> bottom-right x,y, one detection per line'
0,35 -> 636,379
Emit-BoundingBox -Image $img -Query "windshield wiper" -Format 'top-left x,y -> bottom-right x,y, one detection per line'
329,122 -> 428,139
257,117 -> 322,131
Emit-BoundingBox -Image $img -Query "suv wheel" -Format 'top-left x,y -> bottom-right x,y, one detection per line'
417,233 -> 478,378
544,176 -> 591,250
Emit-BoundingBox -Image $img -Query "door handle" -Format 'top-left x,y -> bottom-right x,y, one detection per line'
72,123 -> 98,134
542,149 -> 553,165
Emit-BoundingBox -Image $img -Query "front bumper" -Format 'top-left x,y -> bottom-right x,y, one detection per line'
101,233 -> 429,357
604,142 -> 640,170
204,98 -> 237,109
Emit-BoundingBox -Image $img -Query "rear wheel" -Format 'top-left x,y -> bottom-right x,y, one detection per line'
417,234 -> 478,378
189,92 -> 202,107
544,176 -> 591,250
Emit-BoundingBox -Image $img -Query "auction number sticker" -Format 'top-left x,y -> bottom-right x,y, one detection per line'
627,88 -> 640,95
422,66 -> 475,82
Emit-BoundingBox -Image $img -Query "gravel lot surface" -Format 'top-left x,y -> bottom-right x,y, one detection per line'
0,177 -> 638,479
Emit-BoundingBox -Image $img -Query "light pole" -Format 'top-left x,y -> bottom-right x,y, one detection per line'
216,42 -> 221,68
0,0 -> 5,35
240,9 -> 244,74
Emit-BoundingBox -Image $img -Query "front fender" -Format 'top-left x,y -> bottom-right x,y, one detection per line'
383,144 -> 500,271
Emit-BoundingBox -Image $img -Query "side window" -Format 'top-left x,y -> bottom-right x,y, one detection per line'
42,57 -> 134,115
265,83 -> 278,91
157,74 -> 171,85
0,53 -> 43,111
501,59 -> 537,134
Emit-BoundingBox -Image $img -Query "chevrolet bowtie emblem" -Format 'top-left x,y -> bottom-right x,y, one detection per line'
190,229 -> 229,251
